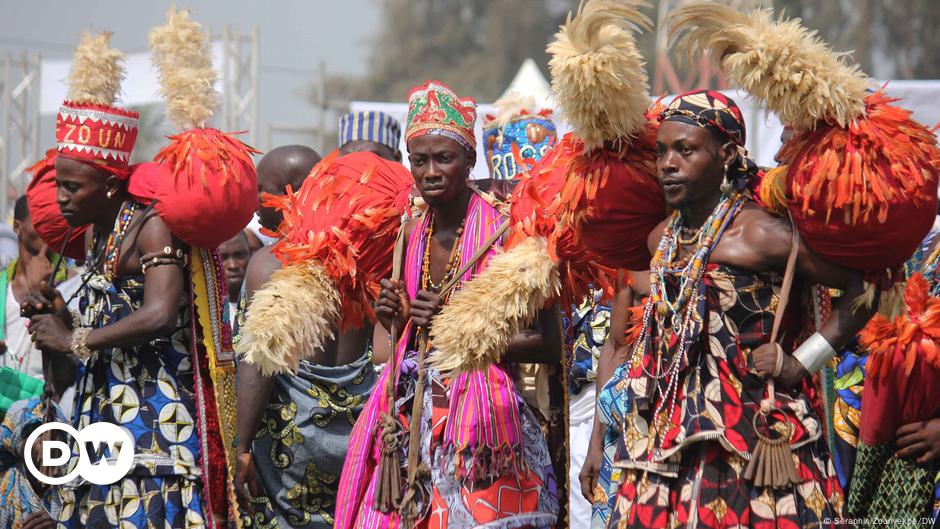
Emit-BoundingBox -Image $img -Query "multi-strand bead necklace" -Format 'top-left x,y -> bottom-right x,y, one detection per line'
630,191 -> 747,451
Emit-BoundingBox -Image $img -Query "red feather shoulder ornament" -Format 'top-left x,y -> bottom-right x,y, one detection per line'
430,0 -> 666,373
858,273 -> 940,445
238,151 -> 415,375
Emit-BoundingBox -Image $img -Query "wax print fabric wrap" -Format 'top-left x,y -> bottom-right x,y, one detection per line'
335,193 -> 558,529
658,89 -> 759,191
603,259 -> 843,527
51,218 -> 239,529
565,290 -> 611,394
234,282 -> 379,529
0,398 -> 67,529
241,354 -> 377,529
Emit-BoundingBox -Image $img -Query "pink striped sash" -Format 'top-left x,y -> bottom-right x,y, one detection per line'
335,193 -> 524,528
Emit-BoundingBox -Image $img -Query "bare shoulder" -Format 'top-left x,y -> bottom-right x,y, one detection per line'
135,208 -> 177,253
402,216 -> 420,241
647,218 -> 670,255
736,205 -> 793,264
245,245 -> 282,299
247,244 -> 281,275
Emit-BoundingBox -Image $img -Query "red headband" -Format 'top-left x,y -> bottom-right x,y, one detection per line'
56,101 -> 139,177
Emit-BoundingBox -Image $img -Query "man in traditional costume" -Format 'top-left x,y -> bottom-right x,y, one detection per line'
334,80 -> 560,529
597,0 -> 940,521
842,225 -> 940,521
599,87 -> 867,527
26,10 -> 257,527
660,3 -> 940,524
236,246 -> 376,529
826,195 -> 940,521
234,114 -> 402,528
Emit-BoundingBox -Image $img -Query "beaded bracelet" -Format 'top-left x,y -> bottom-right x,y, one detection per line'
141,246 -> 188,274
71,327 -> 93,359
70,308 -> 83,328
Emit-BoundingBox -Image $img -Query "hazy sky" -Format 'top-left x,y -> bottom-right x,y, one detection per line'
0,0 -> 382,152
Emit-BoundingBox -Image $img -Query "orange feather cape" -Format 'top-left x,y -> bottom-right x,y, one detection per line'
507,120 -> 664,307
266,151 -> 414,330
779,91 -> 940,278
858,273 -> 940,444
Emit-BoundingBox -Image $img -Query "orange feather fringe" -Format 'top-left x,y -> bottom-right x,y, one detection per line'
265,151 -> 414,330
757,165 -> 788,216
154,128 -> 260,188
779,91 -> 940,274
859,273 -> 940,382
505,112 -> 663,307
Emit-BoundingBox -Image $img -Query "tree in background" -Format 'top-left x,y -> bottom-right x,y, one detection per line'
328,0 -> 571,103
776,0 -> 940,79
323,0 -> 939,111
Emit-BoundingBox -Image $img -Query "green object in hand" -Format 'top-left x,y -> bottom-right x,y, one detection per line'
0,366 -> 44,416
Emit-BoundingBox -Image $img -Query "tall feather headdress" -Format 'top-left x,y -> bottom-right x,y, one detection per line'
430,0 -> 665,373
668,1 -> 939,284
56,31 -> 139,173
66,31 -> 127,106
548,0 -> 653,150
137,6 -> 260,250
668,2 -> 868,132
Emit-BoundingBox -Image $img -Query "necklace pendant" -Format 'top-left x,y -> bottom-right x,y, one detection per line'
656,302 -> 669,317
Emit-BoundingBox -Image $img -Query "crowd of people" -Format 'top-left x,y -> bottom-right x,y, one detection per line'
1,1 -> 940,528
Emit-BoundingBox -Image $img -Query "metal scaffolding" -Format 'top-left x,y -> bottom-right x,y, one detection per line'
221,25 -> 260,148
0,51 -> 41,218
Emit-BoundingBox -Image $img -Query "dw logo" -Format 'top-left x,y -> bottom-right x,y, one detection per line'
24,421 -> 135,486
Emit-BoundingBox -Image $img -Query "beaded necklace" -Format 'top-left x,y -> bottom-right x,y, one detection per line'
676,225 -> 701,246
65,200 -> 155,310
649,193 -> 744,316
96,200 -> 139,279
630,191 -> 747,455
420,213 -> 465,297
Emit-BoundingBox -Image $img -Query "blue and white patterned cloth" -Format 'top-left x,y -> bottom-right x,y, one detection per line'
564,290 -> 611,395
338,111 -> 401,152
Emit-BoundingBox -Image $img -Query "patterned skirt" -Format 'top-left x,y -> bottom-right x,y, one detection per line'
847,441 -> 939,520
53,476 -> 206,529
607,441 -> 842,529
241,353 -> 377,529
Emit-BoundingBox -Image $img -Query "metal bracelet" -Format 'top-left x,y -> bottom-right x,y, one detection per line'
792,332 -> 836,374
71,327 -> 93,359
70,308 -> 83,328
